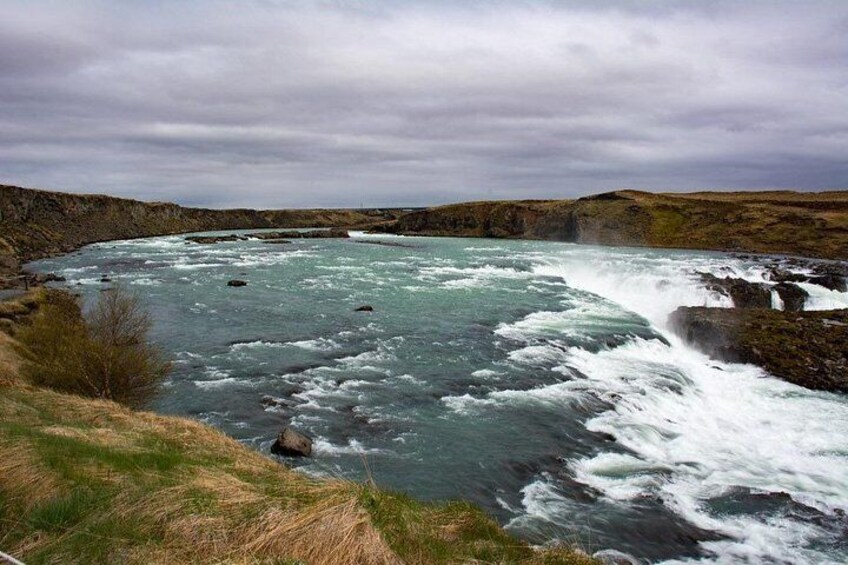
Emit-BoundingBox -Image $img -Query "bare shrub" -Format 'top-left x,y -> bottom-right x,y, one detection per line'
17,288 -> 170,408
84,289 -> 170,407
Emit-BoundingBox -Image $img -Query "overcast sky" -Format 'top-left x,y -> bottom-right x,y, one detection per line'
1,1 -> 846,208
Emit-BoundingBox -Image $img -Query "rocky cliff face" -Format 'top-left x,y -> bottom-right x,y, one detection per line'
0,184 -> 395,278
384,190 -> 848,259
382,200 -> 562,239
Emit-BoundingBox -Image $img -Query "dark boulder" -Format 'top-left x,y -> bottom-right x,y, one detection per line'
227,280 -> 248,287
698,273 -> 772,309
100,276 -> 111,283
261,395 -> 283,408
773,283 -> 808,312
670,306 -> 848,392
354,305 -> 374,312
809,273 -> 847,293
271,427 -> 313,457
767,268 -> 808,284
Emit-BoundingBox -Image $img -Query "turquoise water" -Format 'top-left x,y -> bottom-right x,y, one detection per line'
32,232 -> 848,563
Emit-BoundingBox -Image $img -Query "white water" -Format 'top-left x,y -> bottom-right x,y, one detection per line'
517,248 -> 848,563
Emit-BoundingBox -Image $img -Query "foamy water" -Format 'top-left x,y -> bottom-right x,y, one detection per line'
31,231 -> 848,563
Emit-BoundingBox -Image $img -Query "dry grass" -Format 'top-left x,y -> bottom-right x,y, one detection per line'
0,384 -> 401,564
0,442 -> 60,509
0,331 -> 23,386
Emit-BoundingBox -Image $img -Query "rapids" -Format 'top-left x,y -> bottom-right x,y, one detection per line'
31,231 -> 848,563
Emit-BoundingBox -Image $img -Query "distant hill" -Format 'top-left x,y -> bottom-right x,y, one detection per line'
383,190 -> 848,259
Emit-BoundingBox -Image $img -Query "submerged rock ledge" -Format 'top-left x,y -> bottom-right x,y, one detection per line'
670,306 -> 848,393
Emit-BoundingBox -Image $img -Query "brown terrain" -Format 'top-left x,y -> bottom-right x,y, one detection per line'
384,190 -> 848,260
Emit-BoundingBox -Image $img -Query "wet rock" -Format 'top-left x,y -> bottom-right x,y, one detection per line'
768,270 -> 805,285
698,273 -> 771,309
270,427 -> 313,457
261,239 -> 292,244
769,264 -> 847,292
809,273 -> 847,292
773,283 -> 808,312
247,229 -> 349,240
100,276 -> 111,283
227,279 -> 247,287
354,305 -> 374,312
670,306 -> 848,392
186,235 -> 247,244
261,395 -> 284,408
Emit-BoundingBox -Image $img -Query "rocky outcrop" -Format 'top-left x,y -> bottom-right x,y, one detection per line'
247,229 -> 350,239
773,283 -> 809,311
186,235 -> 248,244
669,306 -> 848,392
698,273 -> 772,309
382,200 -> 562,239
809,273 -> 847,292
768,263 -> 848,293
271,427 -> 313,457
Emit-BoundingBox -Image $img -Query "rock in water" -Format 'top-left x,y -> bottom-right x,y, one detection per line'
185,235 -> 247,244
354,305 -> 374,312
698,273 -> 771,309
773,282 -> 808,312
809,273 -> 847,292
227,280 -> 247,287
271,427 -> 312,457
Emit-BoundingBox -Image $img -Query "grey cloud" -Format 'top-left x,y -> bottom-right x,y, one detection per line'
0,0 -> 846,207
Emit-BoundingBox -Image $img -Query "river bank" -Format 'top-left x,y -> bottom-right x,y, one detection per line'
0,289 -> 596,564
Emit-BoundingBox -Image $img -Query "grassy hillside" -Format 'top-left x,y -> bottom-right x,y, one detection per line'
389,190 -> 848,259
560,190 -> 848,258
0,292 -> 594,565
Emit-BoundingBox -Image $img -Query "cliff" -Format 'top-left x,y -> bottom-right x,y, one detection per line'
387,190 -> 848,259
0,184 -> 399,278
376,200 -> 564,238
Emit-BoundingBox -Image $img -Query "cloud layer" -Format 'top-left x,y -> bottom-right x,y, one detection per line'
1,0 -> 846,207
